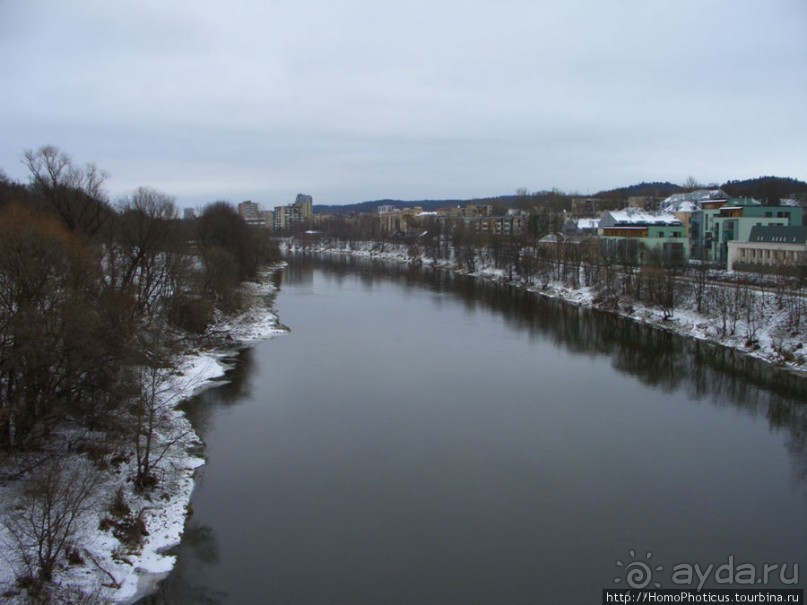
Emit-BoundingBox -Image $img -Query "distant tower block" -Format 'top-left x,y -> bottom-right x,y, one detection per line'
238,200 -> 260,221
295,194 -> 313,217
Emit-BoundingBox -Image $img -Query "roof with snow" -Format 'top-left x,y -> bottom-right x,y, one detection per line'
576,218 -> 600,230
664,200 -> 699,213
601,208 -> 682,227
661,189 -> 728,212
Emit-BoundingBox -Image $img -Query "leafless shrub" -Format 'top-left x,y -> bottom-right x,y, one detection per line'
2,458 -> 101,597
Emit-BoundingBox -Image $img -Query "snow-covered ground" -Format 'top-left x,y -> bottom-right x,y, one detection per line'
285,239 -> 806,375
0,269 -> 286,603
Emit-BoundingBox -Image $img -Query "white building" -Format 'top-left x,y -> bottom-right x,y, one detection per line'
727,225 -> 807,272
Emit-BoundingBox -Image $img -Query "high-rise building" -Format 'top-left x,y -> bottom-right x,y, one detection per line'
295,194 -> 313,218
273,205 -> 304,230
238,201 -> 271,227
273,194 -> 314,230
238,200 -> 260,221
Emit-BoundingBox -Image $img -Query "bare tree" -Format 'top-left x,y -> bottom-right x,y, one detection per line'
691,260 -> 709,314
3,459 -> 101,596
682,175 -> 704,192
596,243 -> 621,309
641,248 -> 677,319
111,187 -> 184,317
0,201 -> 139,449
23,145 -> 111,237
130,323 -> 193,491
579,237 -> 600,287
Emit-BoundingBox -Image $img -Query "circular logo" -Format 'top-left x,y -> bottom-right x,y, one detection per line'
614,550 -> 663,589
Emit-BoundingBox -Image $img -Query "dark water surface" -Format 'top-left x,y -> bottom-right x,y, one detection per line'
142,256 -> 807,604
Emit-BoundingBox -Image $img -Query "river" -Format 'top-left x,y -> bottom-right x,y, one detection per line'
141,255 -> 807,604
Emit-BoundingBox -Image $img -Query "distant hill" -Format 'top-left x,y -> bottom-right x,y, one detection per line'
593,182 -> 684,200
720,176 -> 807,203
313,176 -> 807,214
315,195 -> 523,215
314,199 -> 462,215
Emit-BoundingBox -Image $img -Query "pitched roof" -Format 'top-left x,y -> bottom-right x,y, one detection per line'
747,225 -> 807,245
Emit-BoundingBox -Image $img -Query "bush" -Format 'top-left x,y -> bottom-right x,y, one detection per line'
169,296 -> 214,333
3,459 -> 100,590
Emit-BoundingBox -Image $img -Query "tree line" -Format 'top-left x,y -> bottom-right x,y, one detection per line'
0,145 -> 280,452
297,217 -> 805,360
0,145 -> 282,597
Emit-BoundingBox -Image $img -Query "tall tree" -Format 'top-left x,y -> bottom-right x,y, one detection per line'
197,201 -> 259,279
0,204 -> 135,447
23,145 -> 111,237
112,187 -> 186,317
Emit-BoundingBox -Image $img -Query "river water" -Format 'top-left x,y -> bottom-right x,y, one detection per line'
142,255 -> 807,604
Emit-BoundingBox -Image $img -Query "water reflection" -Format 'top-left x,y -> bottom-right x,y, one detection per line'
140,523 -> 226,605
176,349 -> 257,438
289,254 -> 806,482
291,254 -> 805,400
139,254 -> 806,604
141,354 -> 259,604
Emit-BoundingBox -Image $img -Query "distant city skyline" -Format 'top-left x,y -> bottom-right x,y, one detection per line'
2,0 -> 805,207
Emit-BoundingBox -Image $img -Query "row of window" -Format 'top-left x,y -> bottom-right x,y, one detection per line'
739,248 -> 803,262
753,235 -> 800,243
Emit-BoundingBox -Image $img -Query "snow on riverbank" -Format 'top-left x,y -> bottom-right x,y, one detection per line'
0,269 -> 286,603
285,240 -> 806,376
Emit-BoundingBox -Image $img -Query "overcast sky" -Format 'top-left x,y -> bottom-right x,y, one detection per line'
1,0 -> 805,207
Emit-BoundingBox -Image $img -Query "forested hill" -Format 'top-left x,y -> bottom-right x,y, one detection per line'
593,181 -> 684,199
720,176 -> 807,202
314,195 -> 520,215
313,175 -> 806,214
314,199 -> 462,214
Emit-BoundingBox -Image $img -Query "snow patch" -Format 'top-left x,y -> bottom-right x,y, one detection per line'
0,268 -> 286,603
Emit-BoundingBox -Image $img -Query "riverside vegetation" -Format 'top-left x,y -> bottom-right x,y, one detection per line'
288,225 -> 806,372
0,146 -> 281,602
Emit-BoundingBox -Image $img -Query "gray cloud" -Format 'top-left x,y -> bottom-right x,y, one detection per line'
2,0 -> 805,206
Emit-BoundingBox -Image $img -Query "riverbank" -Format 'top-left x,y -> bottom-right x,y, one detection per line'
0,268 -> 286,603
284,240 -> 806,376
100,252 -> 807,604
